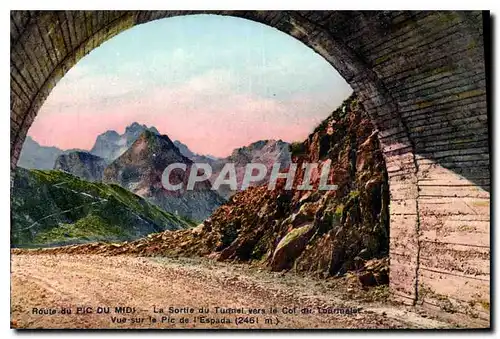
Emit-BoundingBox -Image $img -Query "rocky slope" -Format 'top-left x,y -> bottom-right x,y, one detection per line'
11,168 -> 195,247
29,95 -> 389,285
90,122 -> 160,161
53,151 -> 107,182
103,130 -> 225,222
194,95 -> 389,278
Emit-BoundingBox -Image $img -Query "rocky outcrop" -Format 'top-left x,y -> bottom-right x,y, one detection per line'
103,130 -> 225,221
54,151 -> 107,182
90,122 -> 160,161
170,95 -> 389,279
270,223 -> 315,271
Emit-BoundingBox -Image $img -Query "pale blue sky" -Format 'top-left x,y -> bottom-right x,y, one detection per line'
31,14 -> 352,156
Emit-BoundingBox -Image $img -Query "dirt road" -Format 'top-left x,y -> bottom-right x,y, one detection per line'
11,254 -> 454,329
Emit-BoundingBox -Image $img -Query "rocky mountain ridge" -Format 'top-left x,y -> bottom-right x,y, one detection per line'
210,139 -> 291,199
103,130 -> 226,221
25,95 -> 389,286
90,122 -> 160,161
20,122 -> 294,220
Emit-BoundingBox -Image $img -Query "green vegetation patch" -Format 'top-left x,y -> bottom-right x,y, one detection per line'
33,214 -> 126,245
11,168 -> 195,247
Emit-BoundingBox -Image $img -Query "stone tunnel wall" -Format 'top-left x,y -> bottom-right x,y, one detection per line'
10,10 -> 490,319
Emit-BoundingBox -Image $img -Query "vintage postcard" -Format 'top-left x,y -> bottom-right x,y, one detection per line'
9,10 -> 490,330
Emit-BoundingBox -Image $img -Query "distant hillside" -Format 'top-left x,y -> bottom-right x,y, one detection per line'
11,168 -> 195,248
17,136 -> 84,170
173,140 -> 219,165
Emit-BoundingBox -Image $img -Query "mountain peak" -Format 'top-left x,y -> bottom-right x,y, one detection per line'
139,129 -> 174,146
102,129 -> 224,221
125,122 -> 145,132
101,130 -> 120,138
91,123 -> 161,161
125,122 -> 159,135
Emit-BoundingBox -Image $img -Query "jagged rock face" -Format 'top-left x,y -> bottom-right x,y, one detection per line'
90,122 -> 159,161
54,151 -> 107,182
211,139 -> 292,199
208,96 -> 389,276
108,95 -> 389,280
103,130 -> 225,222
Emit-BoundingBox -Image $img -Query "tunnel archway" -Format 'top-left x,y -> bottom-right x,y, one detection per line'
10,10 -> 489,317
